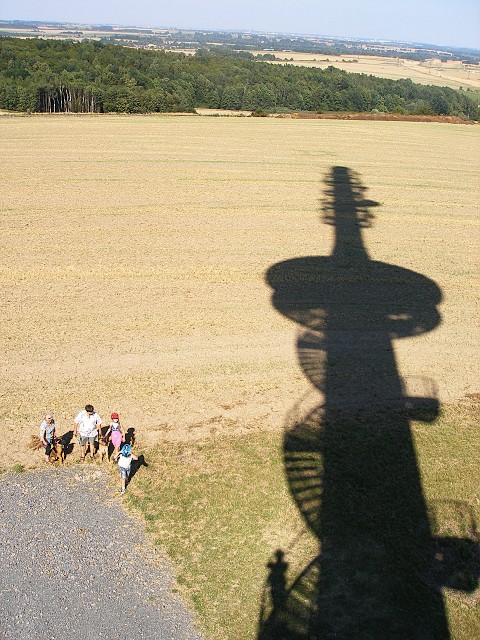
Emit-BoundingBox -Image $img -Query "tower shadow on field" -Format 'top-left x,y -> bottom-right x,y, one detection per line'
258,167 -> 478,639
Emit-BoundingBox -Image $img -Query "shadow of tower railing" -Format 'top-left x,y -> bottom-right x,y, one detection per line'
259,167 -> 479,640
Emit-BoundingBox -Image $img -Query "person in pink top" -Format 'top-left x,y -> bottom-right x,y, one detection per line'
105,412 -> 124,461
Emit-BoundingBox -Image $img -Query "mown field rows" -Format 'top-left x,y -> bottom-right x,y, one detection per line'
1,113 -> 479,638
1,114 -> 478,463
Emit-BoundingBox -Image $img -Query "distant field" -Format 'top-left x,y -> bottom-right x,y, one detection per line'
248,51 -> 480,92
1,114 -> 479,638
2,24 -> 478,93
0,113 -> 478,463
173,48 -> 480,92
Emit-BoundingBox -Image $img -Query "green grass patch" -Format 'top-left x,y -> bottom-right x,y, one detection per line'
127,401 -> 479,640
127,431 -> 316,639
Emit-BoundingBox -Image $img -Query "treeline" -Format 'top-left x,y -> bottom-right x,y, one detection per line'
0,38 -> 477,119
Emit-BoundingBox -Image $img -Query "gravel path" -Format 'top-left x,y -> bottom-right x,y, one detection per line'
0,467 -> 204,640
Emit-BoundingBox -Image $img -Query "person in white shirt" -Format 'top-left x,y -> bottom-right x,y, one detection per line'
73,404 -> 102,462
114,444 -> 138,494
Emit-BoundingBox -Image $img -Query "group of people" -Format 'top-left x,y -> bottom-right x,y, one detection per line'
39,404 -> 138,494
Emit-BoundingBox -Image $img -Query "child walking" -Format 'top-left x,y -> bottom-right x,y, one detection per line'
105,412 -> 124,461
114,444 -> 138,494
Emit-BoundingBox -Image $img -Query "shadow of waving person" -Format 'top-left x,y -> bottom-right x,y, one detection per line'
258,167 -> 476,639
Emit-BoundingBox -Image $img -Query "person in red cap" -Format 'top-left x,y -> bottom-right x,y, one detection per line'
104,412 -> 124,461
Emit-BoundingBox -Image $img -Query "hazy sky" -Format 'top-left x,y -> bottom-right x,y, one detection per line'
2,0 -> 479,49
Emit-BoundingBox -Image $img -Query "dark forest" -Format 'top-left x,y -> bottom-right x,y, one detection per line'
0,38 -> 477,119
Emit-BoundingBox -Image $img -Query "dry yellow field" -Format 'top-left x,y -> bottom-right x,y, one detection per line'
0,114 -> 479,469
252,51 -> 480,92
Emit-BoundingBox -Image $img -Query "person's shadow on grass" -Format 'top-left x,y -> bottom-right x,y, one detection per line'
125,427 -> 136,446
60,430 -> 74,458
130,454 -> 148,481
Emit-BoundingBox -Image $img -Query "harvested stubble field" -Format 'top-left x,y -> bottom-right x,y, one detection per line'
254,52 -> 480,93
1,114 -> 479,638
1,114 -> 478,461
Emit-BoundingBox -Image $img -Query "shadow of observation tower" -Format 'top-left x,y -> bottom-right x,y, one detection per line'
259,167 -> 477,639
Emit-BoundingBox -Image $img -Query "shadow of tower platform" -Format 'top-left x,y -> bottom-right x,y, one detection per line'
259,167 -> 478,640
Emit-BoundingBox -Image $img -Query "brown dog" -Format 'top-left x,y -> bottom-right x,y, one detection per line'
48,437 -> 64,464
97,435 -> 109,462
